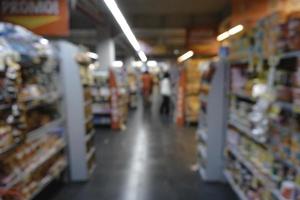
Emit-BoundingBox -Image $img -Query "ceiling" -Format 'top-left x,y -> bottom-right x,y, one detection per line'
71,0 -> 231,59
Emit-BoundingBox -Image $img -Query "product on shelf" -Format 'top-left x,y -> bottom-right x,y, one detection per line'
225,9 -> 300,199
0,23 -> 66,199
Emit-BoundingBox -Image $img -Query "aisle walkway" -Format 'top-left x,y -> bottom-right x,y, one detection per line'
44,99 -> 236,200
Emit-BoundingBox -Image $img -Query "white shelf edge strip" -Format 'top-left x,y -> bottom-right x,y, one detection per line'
27,118 -> 65,140
86,147 -> 96,161
27,159 -> 67,200
89,163 -> 96,176
224,170 -> 248,200
85,130 -> 95,142
199,166 -> 206,180
5,141 -> 66,189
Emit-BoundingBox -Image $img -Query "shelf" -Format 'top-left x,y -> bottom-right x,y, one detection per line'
199,166 -> 207,180
0,138 -> 23,157
279,50 -> 300,60
88,163 -> 96,176
0,104 -> 11,111
93,111 -> 111,115
86,147 -> 96,161
231,91 -> 256,103
22,91 -> 62,104
274,101 -> 293,112
224,170 -> 248,200
85,100 -> 93,107
27,158 -> 67,200
85,130 -> 95,142
198,145 -> 207,159
85,115 -> 93,124
27,118 -> 65,141
227,147 -> 274,186
3,141 -> 66,190
24,141 -> 66,178
197,128 -> 207,143
229,119 -> 267,148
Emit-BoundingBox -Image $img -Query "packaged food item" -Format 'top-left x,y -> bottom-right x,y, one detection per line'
281,181 -> 296,200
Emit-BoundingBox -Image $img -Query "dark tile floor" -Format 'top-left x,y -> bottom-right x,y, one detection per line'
41,98 -> 237,200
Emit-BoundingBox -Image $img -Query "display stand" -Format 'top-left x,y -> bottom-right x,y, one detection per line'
197,59 -> 228,182
58,41 -> 96,181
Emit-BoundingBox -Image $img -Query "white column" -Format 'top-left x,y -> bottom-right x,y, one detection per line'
97,28 -> 115,69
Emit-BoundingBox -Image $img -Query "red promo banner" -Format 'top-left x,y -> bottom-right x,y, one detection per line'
109,70 -> 120,130
176,70 -> 186,126
0,0 -> 69,36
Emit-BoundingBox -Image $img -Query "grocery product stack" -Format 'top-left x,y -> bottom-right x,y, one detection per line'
92,69 -> 112,126
184,60 -> 201,124
91,68 -> 129,129
113,68 -> 129,128
0,23 -> 66,199
224,10 -> 300,200
76,52 -> 97,177
127,72 -> 138,109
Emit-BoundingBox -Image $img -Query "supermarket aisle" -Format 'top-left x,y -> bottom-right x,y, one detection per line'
43,97 -> 236,200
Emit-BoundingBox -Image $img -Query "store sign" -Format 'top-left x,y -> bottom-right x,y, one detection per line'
0,0 -> 69,36
186,27 -> 218,56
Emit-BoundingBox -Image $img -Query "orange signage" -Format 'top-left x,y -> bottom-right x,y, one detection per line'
0,0 -> 69,36
187,27 -> 218,56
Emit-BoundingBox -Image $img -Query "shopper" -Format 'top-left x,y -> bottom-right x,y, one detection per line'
141,70 -> 153,104
160,72 -> 171,115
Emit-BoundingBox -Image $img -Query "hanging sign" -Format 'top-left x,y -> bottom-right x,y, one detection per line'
0,0 -> 69,36
186,27 -> 218,56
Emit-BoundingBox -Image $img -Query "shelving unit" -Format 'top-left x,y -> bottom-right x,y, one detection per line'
224,9 -> 300,199
197,59 -> 228,182
91,69 -> 112,126
58,41 -> 96,181
0,23 -> 67,199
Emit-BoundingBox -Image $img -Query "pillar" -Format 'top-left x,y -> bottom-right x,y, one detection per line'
97,27 -> 115,69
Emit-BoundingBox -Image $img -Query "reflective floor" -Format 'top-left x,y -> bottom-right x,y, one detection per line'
42,97 -> 237,200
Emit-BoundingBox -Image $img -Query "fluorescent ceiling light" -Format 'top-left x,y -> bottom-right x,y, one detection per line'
178,50 -> 194,63
138,51 -> 147,62
228,25 -> 244,35
147,60 -> 157,67
217,32 -> 230,42
217,24 -> 244,42
133,61 -> 143,67
103,0 -> 147,62
87,52 -> 98,59
112,60 -> 123,68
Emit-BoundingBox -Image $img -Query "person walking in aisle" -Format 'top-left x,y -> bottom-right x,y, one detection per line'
141,70 -> 153,105
160,72 -> 171,115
